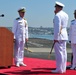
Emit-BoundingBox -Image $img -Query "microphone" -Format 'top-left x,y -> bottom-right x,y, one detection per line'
0,14 -> 4,17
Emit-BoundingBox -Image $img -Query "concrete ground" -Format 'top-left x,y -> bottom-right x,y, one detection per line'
27,48 -> 72,53
24,47 -> 72,62
24,38 -> 72,62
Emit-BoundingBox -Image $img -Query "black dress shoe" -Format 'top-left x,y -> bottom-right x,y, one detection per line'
66,65 -> 72,69
0,73 -> 7,75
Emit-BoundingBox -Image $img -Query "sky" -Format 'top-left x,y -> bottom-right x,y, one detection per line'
0,0 -> 76,27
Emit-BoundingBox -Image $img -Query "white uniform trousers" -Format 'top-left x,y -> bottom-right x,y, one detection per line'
14,39 -> 25,64
71,44 -> 76,67
54,40 -> 67,72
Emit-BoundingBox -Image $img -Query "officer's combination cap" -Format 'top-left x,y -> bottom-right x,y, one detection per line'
55,1 -> 65,8
18,7 -> 26,12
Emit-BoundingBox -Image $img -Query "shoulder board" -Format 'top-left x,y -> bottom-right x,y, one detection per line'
16,17 -> 20,20
71,19 -> 75,22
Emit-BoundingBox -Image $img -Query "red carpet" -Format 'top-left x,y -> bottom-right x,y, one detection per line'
0,57 -> 76,75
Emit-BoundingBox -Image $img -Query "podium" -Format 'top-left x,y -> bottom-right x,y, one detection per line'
0,27 -> 14,68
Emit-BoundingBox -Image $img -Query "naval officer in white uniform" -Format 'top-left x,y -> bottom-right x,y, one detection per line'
51,1 -> 69,73
69,10 -> 76,70
12,7 -> 28,67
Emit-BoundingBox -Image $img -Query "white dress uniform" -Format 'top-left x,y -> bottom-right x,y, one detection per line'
69,19 -> 76,68
53,10 -> 69,73
12,17 -> 28,65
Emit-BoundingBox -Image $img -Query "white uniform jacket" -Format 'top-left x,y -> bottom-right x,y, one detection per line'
69,19 -> 76,44
53,10 -> 69,40
12,17 -> 28,42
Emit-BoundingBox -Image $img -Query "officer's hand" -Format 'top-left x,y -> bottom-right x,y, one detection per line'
26,38 -> 28,42
14,39 -> 16,42
54,40 -> 59,43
